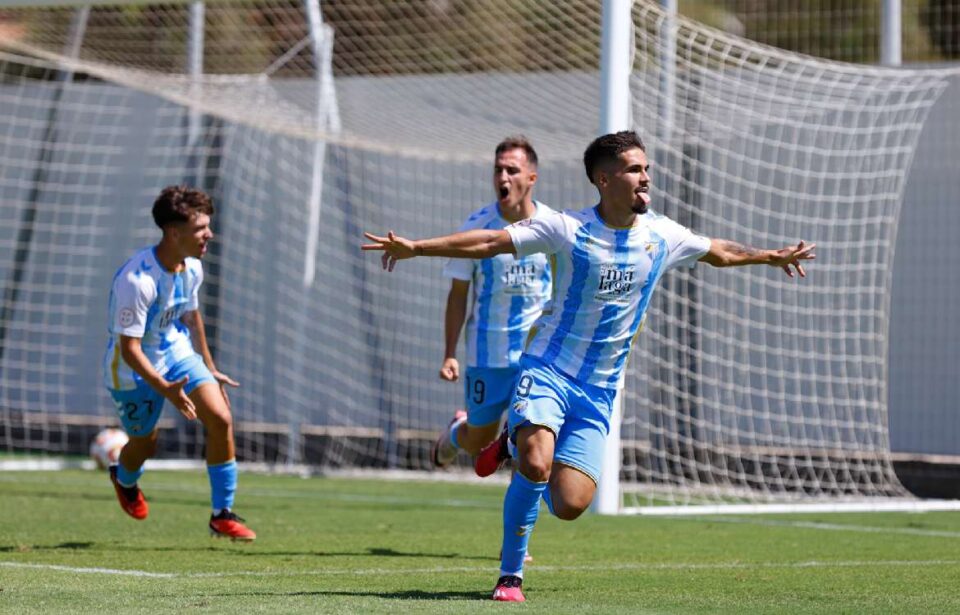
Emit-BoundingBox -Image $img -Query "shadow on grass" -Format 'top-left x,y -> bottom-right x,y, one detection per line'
0,488 -> 278,513
121,545 -> 495,561
0,541 -> 95,552
214,589 -> 490,601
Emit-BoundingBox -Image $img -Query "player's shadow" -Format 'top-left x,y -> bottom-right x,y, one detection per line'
134,545 -> 495,561
215,589 -> 488,601
316,589 -> 490,601
0,541 -> 95,552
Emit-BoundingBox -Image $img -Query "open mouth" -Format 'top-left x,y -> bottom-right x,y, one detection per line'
498,186 -> 509,200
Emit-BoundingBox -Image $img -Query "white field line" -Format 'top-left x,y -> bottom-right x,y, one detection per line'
2,559 -> 960,580
0,562 -> 175,577
686,515 -> 960,539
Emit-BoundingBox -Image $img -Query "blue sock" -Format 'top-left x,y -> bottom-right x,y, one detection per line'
449,421 -> 461,450
207,459 -> 237,513
500,472 -> 546,577
116,464 -> 144,488
542,486 -> 556,517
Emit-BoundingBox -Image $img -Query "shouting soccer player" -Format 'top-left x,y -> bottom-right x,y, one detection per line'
363,131 -> 815,601
102,185 -> 255,541
430,136 -> 553,474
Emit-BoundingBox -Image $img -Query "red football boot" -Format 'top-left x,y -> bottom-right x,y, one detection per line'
109,465 -> 148,520
209,510 -> 257,541
492,575 -> 525,602
475,426 -> 510,477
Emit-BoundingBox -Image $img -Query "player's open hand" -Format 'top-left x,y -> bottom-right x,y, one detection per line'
362,231 -> 417,272
770,240 -> 816,278
439,357 -> 460,382
162,376 -> 197,421
213,370 -> 239,411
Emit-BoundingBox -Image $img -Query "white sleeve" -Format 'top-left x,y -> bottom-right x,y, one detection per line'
442,216 -> 478,281
186,261 -> 203,311
442,255 -> 474,281
111,271 -> 156,338
656,217 -> 712,270
506,211 -> 570,258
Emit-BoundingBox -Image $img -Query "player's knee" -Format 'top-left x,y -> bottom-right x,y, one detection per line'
517,454 -> 551,482
131,439 -> 158,460
552,499 -> 589,521
203,408 -> 233,435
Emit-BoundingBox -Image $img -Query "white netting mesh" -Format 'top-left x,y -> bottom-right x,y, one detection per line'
0,0 -> 955,508
622,3 -> 952,507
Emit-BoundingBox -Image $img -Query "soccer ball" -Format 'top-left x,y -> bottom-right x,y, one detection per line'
89,428 -> 129,469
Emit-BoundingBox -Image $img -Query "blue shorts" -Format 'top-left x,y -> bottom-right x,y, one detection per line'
107,353 -> 215,437
506,355 -> 617,484
464,366 -> 521,427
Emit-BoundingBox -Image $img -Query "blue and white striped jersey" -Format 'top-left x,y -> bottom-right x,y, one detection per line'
102,247 -> 203,390
506,206 -> 711,389
443,201 -> 554,368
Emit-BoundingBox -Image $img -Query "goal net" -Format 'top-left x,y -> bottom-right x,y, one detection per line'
621,3 -> 954,511
0,0 -> 954,510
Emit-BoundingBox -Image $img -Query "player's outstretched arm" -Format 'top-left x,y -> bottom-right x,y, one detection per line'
362,229 -> 515,272
700,239 -> 816,278
118,335 -> 197,420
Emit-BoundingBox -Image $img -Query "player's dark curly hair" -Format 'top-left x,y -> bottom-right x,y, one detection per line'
151,185 -> 214,229
583,131 -> 646,184
495,135 -> 539,169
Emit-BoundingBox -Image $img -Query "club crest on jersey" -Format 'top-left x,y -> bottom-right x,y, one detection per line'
118,308 -> 135,327
512,399 -> 528,415
596,263 -> 636,303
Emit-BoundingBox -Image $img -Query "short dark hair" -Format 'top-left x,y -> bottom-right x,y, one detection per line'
583,131 -> 646,184
151,185 -> 214,229
495,135 -> 538,169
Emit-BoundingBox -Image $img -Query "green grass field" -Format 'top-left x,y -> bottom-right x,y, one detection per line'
2,469 -> 960,613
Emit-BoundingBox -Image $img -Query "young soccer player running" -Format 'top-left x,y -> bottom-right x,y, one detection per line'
102,185 -> 255,541
363,131 -> 815,601
430,137 -> 554,474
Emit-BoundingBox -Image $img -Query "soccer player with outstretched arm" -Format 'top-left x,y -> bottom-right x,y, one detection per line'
102,185 -> 255,541
363,131 -> 815,601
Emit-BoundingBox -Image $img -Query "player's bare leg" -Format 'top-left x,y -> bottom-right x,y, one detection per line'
455,419 -> 501,457
191,383 -> 255,541
118,430 -> 158,471
546,463 -> 596,521
433,413 -> 499,467
191,382 -> 235,464
110,430 -> 156,520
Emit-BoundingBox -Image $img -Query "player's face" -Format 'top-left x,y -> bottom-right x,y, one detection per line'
604,148 -> 651,215
173,213 -> 213,259
493,148 -> 536,209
